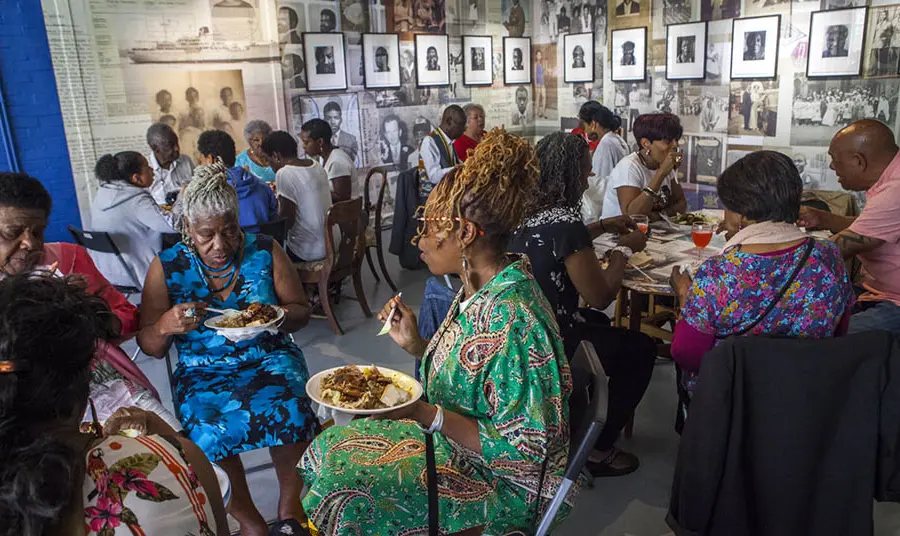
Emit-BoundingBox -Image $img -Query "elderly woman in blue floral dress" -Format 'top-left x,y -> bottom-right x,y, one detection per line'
138,162 -> 319,536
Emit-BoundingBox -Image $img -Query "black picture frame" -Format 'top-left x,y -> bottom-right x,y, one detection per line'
462,35 -> 494,86
610,27 -> 648,82
730,15 -> 781,80
503,36 -> 532,85
302,32 -> 349,92
563,32 -> 595,83
665,21 -> 708,80
806,7 -> 867,78
362,33 -> 402,89
414,33 -> 451,88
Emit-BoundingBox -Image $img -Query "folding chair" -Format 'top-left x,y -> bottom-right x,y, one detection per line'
252,218 -> 287,247
535,341 -> 608,536
67,226 -> 142,296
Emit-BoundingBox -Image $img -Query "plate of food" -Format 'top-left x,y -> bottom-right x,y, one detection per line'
600,250 -> 666,271
204,303 -> 284,341
306,365 -> 423,416
666,212 -> 720,232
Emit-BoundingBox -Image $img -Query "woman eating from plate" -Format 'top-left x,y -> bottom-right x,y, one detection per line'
299,128 -> 575,535
137,162 -> 319,536
602,113 -> 687,219
670,151 -> 854,395
0,171 -> 179,429
0,274 -> 228,536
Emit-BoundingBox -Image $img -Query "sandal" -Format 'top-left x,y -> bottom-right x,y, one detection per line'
585,447 -> 640,477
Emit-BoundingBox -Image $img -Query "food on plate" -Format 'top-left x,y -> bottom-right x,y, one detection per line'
627,251 -> 654,269
320,366 -> 412,410
216,303 -> 279,328
670,212 -> 717,226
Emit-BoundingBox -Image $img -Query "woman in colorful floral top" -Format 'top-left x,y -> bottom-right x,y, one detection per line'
670,151 -> 855,393
0,275 -> 227,536
299,129 -> 575,535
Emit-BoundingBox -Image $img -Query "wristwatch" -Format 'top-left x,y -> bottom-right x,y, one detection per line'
610,246 -> 633,260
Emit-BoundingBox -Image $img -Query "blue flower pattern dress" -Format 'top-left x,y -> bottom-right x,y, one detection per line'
160,233 -> 319,461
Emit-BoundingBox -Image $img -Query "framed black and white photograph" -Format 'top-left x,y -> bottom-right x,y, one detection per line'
362,33 -> 401,89
666,21 -> 708,80
807,8 -> 867,77
462,35 -> 493,86
503,36 -> 532,84
415,34 -> 450,87
564,32 -> 595,83
611,27 -> 647,81
302,32 -> 348,91
730,15 -> 780,79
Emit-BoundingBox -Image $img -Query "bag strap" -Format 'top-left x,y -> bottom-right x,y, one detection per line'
425,431 -> 439,536
530,455 -> 551,534
721,238 -> 815,339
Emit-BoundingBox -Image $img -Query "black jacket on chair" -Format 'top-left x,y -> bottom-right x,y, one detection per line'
389,167 -> 424,270
667,332 -> 900,536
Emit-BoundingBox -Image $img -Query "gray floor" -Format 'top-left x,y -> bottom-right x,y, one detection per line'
126,232 -> 900,535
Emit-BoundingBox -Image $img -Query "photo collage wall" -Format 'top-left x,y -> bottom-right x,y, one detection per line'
40,0 -> 900,224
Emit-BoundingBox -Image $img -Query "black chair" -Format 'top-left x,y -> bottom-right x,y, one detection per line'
67,225 -> 142,296
363,167 -> 397,292
250,218 -> 287,247
535,341 -> 608,535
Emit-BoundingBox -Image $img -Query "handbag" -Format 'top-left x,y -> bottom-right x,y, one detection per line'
716,238 -> 816,339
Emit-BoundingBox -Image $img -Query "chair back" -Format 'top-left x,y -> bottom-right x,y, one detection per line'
325,197 -> 365,280
364,167 -> 388,234
253,218 -> 287,247
67,225 -> 142,290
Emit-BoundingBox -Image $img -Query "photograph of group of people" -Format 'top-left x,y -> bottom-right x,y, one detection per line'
791,78 -> 897,146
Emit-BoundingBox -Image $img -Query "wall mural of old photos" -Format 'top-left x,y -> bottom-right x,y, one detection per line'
38,0 -> 900,224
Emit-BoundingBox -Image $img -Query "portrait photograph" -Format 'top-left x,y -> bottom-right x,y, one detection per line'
290,94 -> 364,166
415,34 -> 450,87
666,21 -> 708,80
504,37 -> 532,84
363,33 -> 401,88
864,6 -> 900,78
303,32 -> 348,91
309,2 -> 342,32
281,45 -> 307,90
462,35 -> 493,86
608,0 -> 650,29
277,3 -> 306,45
611,27 -> 647,81
386,0 -> 447,38
700,0 -> 738,22
807,8 -> 867,77
564,32 -> 595,83
730,15 -> 780,79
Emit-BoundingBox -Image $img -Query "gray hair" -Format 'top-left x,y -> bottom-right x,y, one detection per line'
463,103 -> 485,117
181,161 -> 240,225
243,119 -> 273,142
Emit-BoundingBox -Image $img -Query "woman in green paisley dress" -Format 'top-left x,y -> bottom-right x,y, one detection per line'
298,129 -> 576,536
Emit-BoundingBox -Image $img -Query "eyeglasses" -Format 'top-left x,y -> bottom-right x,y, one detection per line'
414,216 -> 485,237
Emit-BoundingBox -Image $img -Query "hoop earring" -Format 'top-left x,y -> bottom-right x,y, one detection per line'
644,149 -> 651,156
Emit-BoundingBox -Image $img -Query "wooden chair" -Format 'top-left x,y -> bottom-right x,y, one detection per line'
295,198 -> 372,335
363,167 -> 397,292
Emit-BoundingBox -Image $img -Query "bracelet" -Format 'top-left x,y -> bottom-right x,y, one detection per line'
423,404 -> 444,434
642,187 -> 659,198
610,246 -> 633,260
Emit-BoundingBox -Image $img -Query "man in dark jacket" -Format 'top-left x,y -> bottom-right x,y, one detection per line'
668,332 -> 900,536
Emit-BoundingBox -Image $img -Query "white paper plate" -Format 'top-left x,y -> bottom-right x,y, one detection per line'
204,306 -> 284,339
306,365 -> 423,416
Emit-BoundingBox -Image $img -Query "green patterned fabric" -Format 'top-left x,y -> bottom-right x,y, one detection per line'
298,257 -> 576,536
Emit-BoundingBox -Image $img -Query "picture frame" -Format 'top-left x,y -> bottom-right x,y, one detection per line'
611,27 -> 647,81
807,7 -> 867,78
503,36 -> 532,85
462,35 -> 493,86
302,32 -> 348,91
666,21 -> 708,80
415,34 -> 450,87
362,33 -> 401,89
564,32 -> 595,83
730,15 -> 781,80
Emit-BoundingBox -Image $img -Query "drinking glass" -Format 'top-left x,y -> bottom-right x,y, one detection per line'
691,223 -> 715,260
632,215 -> 649,235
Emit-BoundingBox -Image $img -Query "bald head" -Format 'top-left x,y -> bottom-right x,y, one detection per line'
830,119 -> 899,191
441,105 -> 467,140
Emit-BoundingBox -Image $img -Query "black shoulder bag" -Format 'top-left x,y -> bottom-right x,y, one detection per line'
716,238 -> 816,339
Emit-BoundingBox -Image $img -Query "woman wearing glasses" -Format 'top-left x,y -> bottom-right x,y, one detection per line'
299,129 -> 575,535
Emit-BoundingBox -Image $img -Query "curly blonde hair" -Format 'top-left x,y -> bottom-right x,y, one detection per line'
417,127 -> 539,248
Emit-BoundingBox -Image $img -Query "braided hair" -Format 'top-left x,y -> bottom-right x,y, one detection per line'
417,127 -> 538,249
531,132 -> 590,213
181,161 -> 240,226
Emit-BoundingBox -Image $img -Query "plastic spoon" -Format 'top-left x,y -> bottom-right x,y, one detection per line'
378,292 -> 403,336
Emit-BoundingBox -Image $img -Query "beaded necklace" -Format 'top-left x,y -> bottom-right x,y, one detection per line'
190,233 -> 245,296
